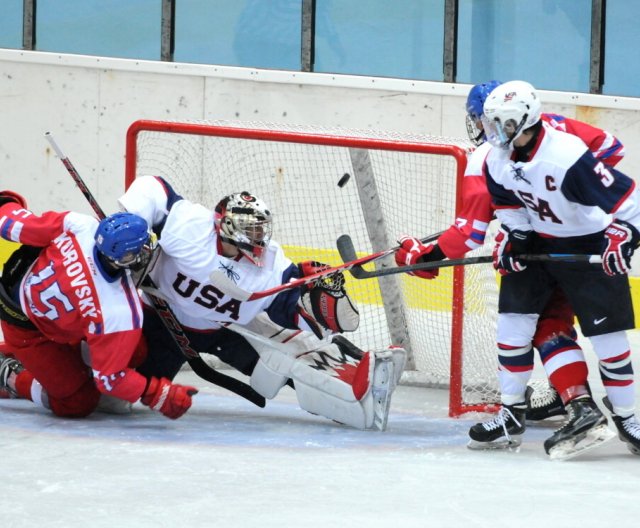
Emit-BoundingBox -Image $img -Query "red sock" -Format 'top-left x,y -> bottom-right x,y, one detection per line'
14,370 -> 36,401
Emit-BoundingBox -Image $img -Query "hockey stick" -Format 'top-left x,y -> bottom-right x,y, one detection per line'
336,232 -> 443,279
210,252 -> 602,299
45,132 -> 266,407
207,238 -> 426,302
206,231 -> 444,303
335,253 -> 603,279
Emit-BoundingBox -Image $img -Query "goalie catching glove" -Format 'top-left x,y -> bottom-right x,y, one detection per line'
140,376 -> 198,419
297,260 -> 359,339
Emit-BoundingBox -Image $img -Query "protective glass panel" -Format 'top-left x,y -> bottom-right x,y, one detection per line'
457,0 -> 591,92
314,0 -> 444,81
36,0 -> 160,60
0,0 -> 23,49
175,0 -> 302,70
603,2 -> 640,97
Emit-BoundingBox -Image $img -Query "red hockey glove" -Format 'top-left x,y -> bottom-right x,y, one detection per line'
141,377 -> 198,419
395,235 -> 440,279
492,226 -> 531,276
602,219 -> 640,276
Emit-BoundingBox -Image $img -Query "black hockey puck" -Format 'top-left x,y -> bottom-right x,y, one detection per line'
337,173 -> 351,188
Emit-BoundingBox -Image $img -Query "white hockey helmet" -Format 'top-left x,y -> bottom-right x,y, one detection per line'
214,191 -> 273,266
481,80 -> 542,150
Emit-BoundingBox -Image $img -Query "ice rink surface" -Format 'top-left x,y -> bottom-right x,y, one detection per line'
3,338 -> 640,528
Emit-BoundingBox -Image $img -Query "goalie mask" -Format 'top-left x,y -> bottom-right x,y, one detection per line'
95,212 -> 155,270
215,191 -> 273,266
297,261 -> 360,339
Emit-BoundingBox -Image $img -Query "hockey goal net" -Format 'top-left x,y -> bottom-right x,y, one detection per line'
125,119 -> 500,417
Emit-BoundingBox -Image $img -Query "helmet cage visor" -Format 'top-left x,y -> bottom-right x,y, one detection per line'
226,209 -> 272,265
481,114 -> 528,150
465,114 -> 485,146
105,235 -> 156,269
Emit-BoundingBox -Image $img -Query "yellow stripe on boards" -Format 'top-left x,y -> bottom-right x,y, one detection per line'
0,239 -> 20,268
282,244 -> 640,328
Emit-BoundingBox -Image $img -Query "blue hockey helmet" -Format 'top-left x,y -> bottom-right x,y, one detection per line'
465,80 -> 502,145
95,212 -> 151,267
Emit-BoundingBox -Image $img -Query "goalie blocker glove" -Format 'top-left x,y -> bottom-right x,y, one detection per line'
492,225 -> 531,276
297,261 -> 359,338
395,235 -> 444,279
602,219 -> 640,276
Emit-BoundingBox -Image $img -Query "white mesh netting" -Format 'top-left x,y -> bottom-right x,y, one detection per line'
127,119 -> 501,414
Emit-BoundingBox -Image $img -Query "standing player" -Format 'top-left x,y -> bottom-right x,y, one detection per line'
467,80 -> 640,457
0,191 -> 197,420
118,176 -> 405,431
395,80 -> 626,425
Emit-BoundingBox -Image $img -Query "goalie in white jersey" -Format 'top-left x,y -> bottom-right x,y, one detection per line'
467,80 -> 640,458
118,176 -> 405,431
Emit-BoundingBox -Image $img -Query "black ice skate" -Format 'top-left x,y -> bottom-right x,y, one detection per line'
603,397 -> 640,455
525,380 -> 567,422
544,397 -> 615,460
0,352 -> 24,399
468,400 -> 528,450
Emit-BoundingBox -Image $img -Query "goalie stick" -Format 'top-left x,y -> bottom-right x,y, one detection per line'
209,252 -> 602,300
205,231 -> 444,303
45,132 -> 266,408
206,235 -> 443,302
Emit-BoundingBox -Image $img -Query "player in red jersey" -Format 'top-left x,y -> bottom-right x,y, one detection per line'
395,80 -> 626,424
0,191 -> 197,419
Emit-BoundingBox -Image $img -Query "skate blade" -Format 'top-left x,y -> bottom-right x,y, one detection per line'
623,442 -> 640,456
467,435 -> 522,451
371,359 -> 394,431
372,388 -> 390,431
548,425 -> 616,461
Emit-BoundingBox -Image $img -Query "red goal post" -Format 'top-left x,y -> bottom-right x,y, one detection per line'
125,119 -> 501,417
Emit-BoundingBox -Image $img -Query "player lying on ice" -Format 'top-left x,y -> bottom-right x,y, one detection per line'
0,191 -> 197,419
116,176 -> 406,431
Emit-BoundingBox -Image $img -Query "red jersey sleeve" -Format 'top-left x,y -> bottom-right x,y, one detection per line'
437,174 -> 494,259
542,113 -> 625,167
437,144 -> 494,259
87,330 -> 148,403
0,204 -> 67,246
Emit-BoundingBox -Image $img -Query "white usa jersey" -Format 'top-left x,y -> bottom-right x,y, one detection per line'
484,123 -> 640,237
119,176 -> 298,330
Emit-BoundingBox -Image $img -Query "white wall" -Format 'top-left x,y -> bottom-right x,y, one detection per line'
2,48 -> 640,217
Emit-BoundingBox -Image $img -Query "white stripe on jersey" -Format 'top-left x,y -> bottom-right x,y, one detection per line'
0,215 -> 23,242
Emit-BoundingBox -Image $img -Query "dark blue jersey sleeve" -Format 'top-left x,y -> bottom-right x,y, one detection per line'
265,262 -> 301,329
560,151 -> 635,213
152,176 -> 184,235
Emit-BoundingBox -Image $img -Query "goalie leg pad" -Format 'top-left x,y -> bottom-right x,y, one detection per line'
250,351 -> 292,400
291,345 -> 373,429
291,344 -> 406,430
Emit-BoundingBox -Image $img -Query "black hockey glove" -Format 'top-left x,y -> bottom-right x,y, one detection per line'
492,225 -> 532,276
